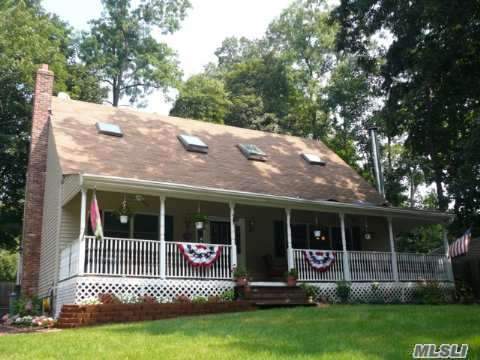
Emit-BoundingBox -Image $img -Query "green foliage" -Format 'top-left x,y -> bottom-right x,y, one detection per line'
191,296 -> 208,304
232,266 -> 248,279
220,289 -> 235,302
285,268 -> 298,278
0,249 -> 17,281
170,74 -> 230,123
336,280 -> 351,303
396,224 -> 443,254
14,296 -> 42,316
299,283 -> 316,298
413,282 -> 450,305
79,0 -> 190,106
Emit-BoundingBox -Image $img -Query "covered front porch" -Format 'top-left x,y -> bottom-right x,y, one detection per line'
58,184 -> 453,285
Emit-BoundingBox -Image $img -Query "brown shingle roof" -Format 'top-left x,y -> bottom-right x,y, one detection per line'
50,97 -> 384,204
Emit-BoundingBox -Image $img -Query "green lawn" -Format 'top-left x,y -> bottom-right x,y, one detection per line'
0,305 -> 479,359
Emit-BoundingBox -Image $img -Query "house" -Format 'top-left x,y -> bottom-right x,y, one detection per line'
20,65 -> 454,315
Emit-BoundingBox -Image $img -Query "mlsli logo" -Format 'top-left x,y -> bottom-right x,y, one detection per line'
412,344 -> 469,359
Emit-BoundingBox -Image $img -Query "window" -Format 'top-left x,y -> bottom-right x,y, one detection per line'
103,211 -> 129,238
237,144 -> 267,161
301,153 -> 325,165
96,122 -> 123,137
178,134 -> 208,153
209,221 -> 241,251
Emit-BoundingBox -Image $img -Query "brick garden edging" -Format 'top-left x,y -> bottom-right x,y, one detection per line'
57,301 -> 255,328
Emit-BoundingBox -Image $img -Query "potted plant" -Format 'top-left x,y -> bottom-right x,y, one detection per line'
192,213 -> 208,230
300,283 -> 316,303
116,198 -> 131,224
233,267 -> 248,287
285,268 -> 298,287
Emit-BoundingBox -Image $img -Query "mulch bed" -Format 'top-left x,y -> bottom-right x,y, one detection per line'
0,324 -> 61,336
58,301 -> 255,328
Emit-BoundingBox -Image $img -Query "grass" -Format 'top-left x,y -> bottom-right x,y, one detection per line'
0,305 -> 479,359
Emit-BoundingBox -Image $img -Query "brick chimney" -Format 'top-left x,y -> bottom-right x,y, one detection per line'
20,64 -> 54,296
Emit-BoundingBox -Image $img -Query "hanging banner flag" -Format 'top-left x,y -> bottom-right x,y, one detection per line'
303,250 -> 335,271
449,228 -> 472,258
178,243 -> 222,267
90,191 -> 104,240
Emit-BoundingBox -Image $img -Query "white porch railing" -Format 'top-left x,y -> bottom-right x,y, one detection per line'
293,249 -> 344,281
293,249 -> 449,282
59,241 -> 79,280
397,253 -> 449,281
165,241 -> 232,280
349,251 -> 394,281
84,236 -> 161,277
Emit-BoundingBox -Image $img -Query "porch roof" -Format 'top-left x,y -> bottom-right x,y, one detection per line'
50,96 -> 384,205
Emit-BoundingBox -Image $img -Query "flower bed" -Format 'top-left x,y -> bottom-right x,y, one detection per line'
57,301 -> 255,328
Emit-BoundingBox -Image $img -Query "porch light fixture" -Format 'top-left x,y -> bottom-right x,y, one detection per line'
313,215 -> 323,240
302,153 -> 326,166
237,144 -> 267,161
178,134 -> 208,153
364,216 -> 372,240
96,122 -> 123,137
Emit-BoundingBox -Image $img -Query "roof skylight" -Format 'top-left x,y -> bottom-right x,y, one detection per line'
178,134 -> 208,153
237,144 -> 267,161
302,153 -> 326,165
96,122 -> 123,137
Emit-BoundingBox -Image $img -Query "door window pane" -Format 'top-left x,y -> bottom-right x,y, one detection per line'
291,224 -> 307,249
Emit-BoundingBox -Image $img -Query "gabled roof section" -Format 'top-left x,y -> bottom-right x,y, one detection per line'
49,97 -> 385,204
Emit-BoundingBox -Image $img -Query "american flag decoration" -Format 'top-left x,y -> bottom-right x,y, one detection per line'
303,250 -> 335,271
448,228 -> 472,258
178,243 -> 222,267
89,191 -> 104,240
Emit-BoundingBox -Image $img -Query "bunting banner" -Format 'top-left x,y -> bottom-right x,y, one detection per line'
89,191 -> 104,240
303,250 -> 335,272
178,243 -> 222,267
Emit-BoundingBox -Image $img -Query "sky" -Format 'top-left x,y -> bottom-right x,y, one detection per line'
42,0 -> 293,114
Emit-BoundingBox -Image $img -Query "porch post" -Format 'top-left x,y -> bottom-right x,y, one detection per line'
159,195 -> 166,279
339,213 -> 351,281
442,227 -> 454,282
229,202 -> 238,270
78,188 -> 87,275
387,216 -> 399,282
285,208 -> 294,270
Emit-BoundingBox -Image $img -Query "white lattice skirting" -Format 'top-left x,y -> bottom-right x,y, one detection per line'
306,282 -> 454,303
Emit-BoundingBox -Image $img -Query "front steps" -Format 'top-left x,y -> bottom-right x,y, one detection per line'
236,285 -> 314,307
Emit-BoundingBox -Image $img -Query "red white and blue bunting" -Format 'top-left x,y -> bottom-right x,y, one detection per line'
303,250 -> 335,271
178,243 -> 222,267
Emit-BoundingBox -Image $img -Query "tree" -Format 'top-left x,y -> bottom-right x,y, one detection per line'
334,0 -> 480,221
79,0 -> 190,106
0,1 -> 105,250
170,74 -> 230,123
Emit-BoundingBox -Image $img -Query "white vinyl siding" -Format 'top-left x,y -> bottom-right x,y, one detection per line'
38,128 -> 63,297
62,174 -> 81,205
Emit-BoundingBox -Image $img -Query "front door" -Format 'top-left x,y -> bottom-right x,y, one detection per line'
209,220 -> 245,269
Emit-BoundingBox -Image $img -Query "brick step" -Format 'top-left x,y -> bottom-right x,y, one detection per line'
248,286 -> 305,293
245,293 -> 307,300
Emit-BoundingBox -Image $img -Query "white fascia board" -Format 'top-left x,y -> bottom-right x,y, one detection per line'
80,173 -> 453,223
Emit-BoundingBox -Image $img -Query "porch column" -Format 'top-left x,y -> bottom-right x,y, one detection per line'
229,202 -> 238,270
387,216 -> 399,282
442,227 -> 454,281
285,208 -> 294,270
159,195 -> 166,279
78,188 -> 87,275
339,213 -> 351,281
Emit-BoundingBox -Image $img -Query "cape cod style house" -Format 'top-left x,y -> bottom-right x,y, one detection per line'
20,65 -> 454,315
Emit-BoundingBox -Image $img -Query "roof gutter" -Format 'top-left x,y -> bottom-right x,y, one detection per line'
80,173 -> 453,223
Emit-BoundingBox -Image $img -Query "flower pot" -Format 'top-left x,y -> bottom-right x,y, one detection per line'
195,221 -> 204,230
308,296 -> 314,304
120,215 -> 129,224
235,277 -> 248,287
287,276 -> 297,287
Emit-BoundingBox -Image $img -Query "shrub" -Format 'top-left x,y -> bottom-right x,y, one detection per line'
370,282 -> 384,304
455,280 -> 476,304
207,296 -> 221,303
299,283 -> 316,298
139,295 -> 158,304
413,281 -> 447,304
174,295 -> 191,304
285,268 -> 298,278
220,289 -> 235,302
78,296 -> 101,305
336,281 -> 351,303
192,296 -> 208,304
98,293 -> 121,305
14,296 -> 42,316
